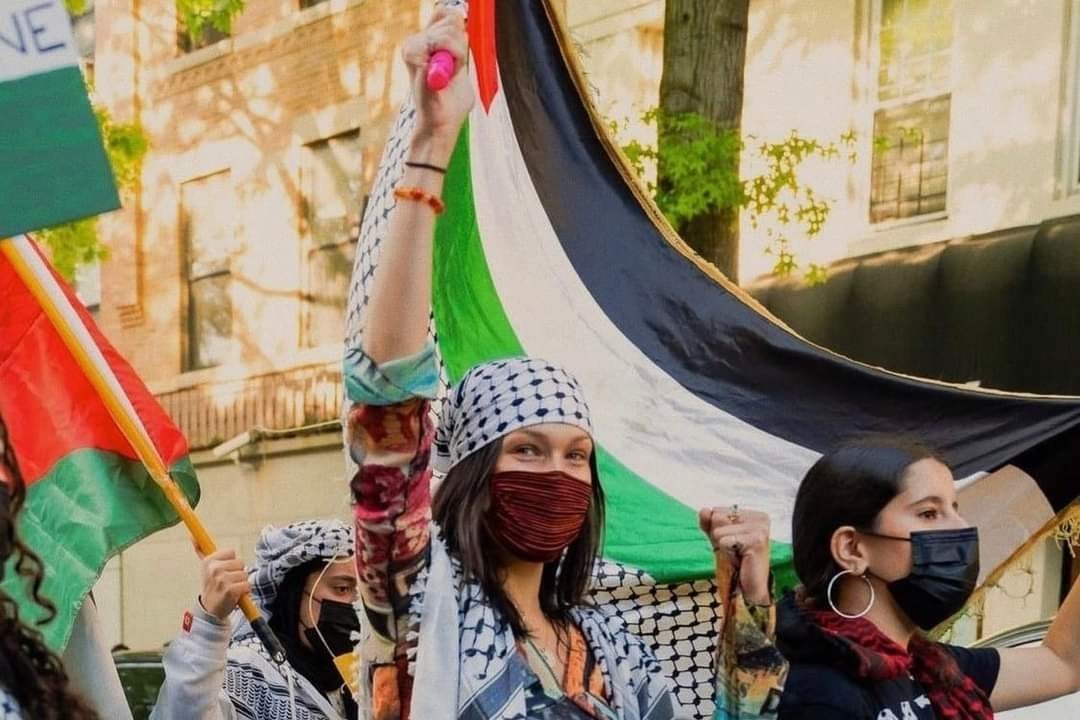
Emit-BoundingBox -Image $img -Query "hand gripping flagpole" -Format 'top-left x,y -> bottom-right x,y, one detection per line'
1,236 -> 287,665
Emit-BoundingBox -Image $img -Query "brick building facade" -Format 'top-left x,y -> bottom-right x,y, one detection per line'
89,0 -> 428,649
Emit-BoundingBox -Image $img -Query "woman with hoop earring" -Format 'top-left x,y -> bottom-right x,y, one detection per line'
775,438 -> 1080,719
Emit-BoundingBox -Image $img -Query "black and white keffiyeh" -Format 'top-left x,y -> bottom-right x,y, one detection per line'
405,533 -> 676,720
433,357 -> 594,473
248,519 -> 354,620
216,520 -> 354,720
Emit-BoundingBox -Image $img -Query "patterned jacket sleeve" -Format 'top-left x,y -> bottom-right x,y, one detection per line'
343,342 -> 439,668
711,586 -> 789,719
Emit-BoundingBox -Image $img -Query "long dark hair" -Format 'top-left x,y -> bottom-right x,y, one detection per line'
431,438 -> 605,639
0,415 -> 99,719
792,437 -> 939,606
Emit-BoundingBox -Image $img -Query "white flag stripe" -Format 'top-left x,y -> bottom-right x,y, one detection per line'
468,80 -> 819,542
12,235 -> 156,455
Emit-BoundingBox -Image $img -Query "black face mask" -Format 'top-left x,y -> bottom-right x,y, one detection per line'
864,527 -> 980,630
297,596 -> 362,695
304,598 -> 362,657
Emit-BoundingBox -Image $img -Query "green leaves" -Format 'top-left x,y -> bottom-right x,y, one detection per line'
623,109 -> 743,229
95,106 -> 149,193
36,218 -> 104,281
178,0 -> 244,42
617,108 -> 856,285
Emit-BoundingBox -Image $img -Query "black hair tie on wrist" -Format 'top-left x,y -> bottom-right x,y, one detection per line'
405,161 -> 448,175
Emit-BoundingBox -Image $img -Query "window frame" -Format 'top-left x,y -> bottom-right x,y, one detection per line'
1061,0 -> 1080,195
74,259 -> 102,317
175,13 -> 230,55
298,129 -> 363,350
180,170 -> 237,372
866,0 -> 955,227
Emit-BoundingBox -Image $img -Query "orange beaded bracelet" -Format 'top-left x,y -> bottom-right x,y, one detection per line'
393,186 -> 445,215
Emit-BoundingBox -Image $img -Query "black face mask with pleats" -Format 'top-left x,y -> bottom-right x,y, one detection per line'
271,561 -> 361,696
303,598 -> 362,658
864,527 -> 980,630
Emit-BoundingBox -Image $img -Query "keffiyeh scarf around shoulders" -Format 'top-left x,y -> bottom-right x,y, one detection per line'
400,532 -> 676,720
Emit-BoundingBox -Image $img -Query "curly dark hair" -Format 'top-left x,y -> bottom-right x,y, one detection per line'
0,415 -> 99,719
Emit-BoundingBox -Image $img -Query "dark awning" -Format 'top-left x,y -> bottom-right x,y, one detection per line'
747,213 -> 1080,395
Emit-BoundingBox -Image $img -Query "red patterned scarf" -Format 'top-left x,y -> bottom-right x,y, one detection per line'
808,609 -> 993,719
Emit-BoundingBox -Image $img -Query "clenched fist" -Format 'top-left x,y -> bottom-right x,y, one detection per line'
198,548 -> 251,621
402,7 -> 474,150
698,506 -> 773,606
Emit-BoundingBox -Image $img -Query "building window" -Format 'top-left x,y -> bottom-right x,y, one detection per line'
1065,1 -> 1080,192
181,171 -> 236,370
298,0 -> 329,9
300,131 -> 362,348
176,11 -> 229,54
869,0 -> 952,224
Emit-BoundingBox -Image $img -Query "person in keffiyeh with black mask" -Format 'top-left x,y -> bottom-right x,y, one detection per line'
151,520 -> 361,720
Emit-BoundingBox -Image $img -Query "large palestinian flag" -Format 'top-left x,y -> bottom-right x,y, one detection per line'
0,235 -> 199,650
346,1 -> 1080,715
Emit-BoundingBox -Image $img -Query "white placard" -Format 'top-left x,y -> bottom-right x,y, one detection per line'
0,0 -> 78,83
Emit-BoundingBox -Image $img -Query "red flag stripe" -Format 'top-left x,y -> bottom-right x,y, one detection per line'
0,237 -> 187,485
468,0 -> 498,112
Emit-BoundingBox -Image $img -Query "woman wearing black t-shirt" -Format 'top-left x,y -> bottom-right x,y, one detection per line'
776,439 -> 1080,719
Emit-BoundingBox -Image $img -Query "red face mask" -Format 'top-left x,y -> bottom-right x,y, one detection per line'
487,470 -> 593,563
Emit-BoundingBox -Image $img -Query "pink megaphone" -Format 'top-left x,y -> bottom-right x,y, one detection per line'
426,49 -> 456,91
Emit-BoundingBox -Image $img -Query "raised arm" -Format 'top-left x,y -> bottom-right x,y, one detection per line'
991,573 -> 1080,711
362,6 -> 472,365
344,5 -> 472,687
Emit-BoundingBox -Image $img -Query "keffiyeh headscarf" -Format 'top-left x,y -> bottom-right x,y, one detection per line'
248,519 -> 354,620
406,360 -> 672,720
434,357 -> 594,473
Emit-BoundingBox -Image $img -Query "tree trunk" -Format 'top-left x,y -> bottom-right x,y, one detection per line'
659,0 -> 750,282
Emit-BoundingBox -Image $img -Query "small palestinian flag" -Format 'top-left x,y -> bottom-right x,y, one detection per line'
347,1 -> 1080,716
0,235 -> 199,650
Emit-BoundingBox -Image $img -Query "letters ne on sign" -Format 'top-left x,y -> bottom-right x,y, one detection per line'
0,1 -> 69,56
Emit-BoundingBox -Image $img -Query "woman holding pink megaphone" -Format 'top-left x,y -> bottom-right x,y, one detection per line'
349,10 -> 680,719
344,6 -> 788,720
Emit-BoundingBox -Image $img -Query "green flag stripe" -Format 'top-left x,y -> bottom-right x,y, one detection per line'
6,450 -> 199,650
431,124 -> 794,585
